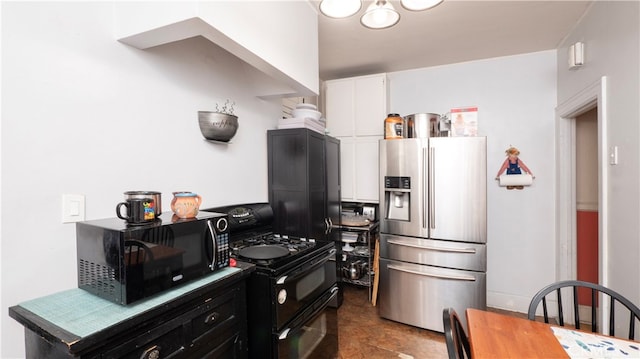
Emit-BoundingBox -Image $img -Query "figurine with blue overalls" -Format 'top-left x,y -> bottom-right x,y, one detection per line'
495,146 -> 534,190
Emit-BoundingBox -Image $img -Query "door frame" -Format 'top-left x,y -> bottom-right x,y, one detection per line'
555,76 -> 608,331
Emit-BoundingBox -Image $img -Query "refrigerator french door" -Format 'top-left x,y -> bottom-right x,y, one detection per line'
378,137 -> 487,332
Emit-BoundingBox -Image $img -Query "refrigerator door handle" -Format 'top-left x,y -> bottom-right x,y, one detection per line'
387,239 -> 477,254
388,264 -> 477,282
429,146 -> 435,229
422,146 -> 428,229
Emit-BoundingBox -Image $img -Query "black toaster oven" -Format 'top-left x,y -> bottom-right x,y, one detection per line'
76,212 -> 229,305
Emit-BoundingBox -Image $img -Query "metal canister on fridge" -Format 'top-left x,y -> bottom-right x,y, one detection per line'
405,113 -> 442,138
384,113 -> 404,139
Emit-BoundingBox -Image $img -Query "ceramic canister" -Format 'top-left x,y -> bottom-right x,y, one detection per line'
171,192 -> 202,219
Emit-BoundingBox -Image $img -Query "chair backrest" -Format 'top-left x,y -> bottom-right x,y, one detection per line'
527,280 -> 640,340
442,307 -> 472,359
141,226 -> 175,247
125,240 -> 154,265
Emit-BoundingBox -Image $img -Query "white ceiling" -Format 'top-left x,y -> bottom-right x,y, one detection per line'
316,0 -> 593,80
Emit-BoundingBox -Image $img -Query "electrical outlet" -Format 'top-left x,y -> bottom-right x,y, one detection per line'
62,194 -> 85,223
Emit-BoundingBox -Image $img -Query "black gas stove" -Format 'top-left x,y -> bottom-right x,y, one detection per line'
201,203 -> 339,358
231,232 -> 331,271
203,203 -> 334,274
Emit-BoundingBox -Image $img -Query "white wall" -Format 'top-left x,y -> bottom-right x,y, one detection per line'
114,1 -> 320,97
388,50 -> 558,311
1,3 -> 282,357
576,109 -> 598,210
557,1 -> 640,303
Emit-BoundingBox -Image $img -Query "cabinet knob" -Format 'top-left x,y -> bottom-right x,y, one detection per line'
204,312 -> 219,325
140,345 -> 161,359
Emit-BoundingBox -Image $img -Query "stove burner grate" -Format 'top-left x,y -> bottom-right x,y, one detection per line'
238,244 -> 290,260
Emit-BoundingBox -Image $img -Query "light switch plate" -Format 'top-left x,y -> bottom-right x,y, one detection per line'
609,146 -> 618,165
62,194 -> 85,223
569,41 -> 584,69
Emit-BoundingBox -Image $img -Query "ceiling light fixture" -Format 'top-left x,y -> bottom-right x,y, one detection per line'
319,0 -> 362,19
320,0 -> 443,30
360,0 -> 400,30
400,0 -> 443,11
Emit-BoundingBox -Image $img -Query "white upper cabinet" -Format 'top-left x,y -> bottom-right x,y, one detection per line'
340,137 -> 381,203
114,2 -> 319,98
323,73 -> 388,203
324,73 -> 388,137
324,79 -> 354,137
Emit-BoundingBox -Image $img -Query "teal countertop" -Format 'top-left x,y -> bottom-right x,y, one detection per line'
16,266 -> 242,338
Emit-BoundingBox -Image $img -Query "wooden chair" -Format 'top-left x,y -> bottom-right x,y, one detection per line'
125,240 -> 154,266
141,226 -> 174,247
442,307 -> 472,359
527,280 -> 640,340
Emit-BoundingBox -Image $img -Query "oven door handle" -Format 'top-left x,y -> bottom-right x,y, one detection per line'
276,248 -> 336,285
278,286 -> 339,340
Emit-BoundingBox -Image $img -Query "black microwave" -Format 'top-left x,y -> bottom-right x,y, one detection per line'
76,212 -> 230,305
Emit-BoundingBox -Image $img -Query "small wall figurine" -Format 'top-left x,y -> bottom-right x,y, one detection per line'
495,146 -> 534,190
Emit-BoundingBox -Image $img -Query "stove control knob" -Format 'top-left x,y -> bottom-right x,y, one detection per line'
277,289 -> 287,304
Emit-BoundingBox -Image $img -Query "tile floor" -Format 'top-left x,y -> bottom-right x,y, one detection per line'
336,284 -> 529,359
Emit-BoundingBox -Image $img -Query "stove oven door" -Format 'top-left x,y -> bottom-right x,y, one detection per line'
273,248 -> 337,330
275,285 -> 339,359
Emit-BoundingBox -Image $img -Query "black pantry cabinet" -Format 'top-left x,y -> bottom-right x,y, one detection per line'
267,128 -> 341,243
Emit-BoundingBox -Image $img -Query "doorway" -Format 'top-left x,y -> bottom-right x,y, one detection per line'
575,107 -> 599,287
556,76 -> 609,329
575,107 -> 599,315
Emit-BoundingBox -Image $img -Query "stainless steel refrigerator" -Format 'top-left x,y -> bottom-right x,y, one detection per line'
378,137 -> 486,332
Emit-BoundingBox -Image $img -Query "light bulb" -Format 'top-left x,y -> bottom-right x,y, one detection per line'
400,0 -> 443,11
373,9 -> 390,23
360,0 -> 400,29
320,0 -> 362,19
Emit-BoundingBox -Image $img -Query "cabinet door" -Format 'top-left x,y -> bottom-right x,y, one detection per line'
309,131 -> 328,240
325,79 -> 354,137
268,128 -> 334,240
325,136 -> 341,241
339,138 -> 355,200
354,74 -> 387,137
103,320 -> 186,358
269,129 -> 310,237
339,137 -> 380,203
354,137 -> 380,202
325,74 -> 388,138
190,331 -> 242,359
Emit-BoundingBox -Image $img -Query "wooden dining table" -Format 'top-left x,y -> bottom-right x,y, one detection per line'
466,308 -> 640,359
466,308 -> 569,358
